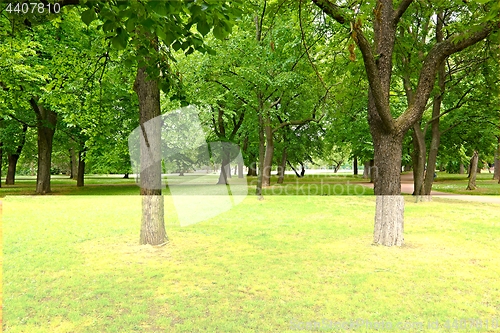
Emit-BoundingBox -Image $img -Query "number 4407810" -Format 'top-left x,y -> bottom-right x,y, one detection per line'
4,2 -> 61,14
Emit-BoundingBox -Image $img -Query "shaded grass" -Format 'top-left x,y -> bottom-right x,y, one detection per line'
2,195 -> 500,332
0,174 -> 374,197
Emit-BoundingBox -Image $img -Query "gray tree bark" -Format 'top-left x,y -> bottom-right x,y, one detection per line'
466,151 -> 478,190
134,65 -> 167,245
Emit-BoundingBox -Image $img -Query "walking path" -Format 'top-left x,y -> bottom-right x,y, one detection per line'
358,173 -> 500,204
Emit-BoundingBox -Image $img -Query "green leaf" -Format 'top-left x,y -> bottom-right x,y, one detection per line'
152,4 -> 168,16
111,28 -> 128,50
156,26 -> 167,43
81,8 -> 97,26
197,19 -> 211,36
125,17 -> 136,32
102,20 -> 115,33
212,25 -> 225,40
172,41 -> 182,51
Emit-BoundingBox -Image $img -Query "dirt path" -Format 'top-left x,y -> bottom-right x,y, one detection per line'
357,173 -> 500,204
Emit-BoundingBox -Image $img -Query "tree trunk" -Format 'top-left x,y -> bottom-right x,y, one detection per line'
459,163 -> 465,174
277,145 -> 287,184
238,161 -> 244,179
123,173 -> 130,179
256,98 -> 265,196
363,161 -> 370,179
353,156 -> 358,175
466,151 -> 478,190
371,130 -> 405,247
76,150 -> 85,187
217,152 -> 230,185
6,154 -> 20,185
369,159 -> 375,183
70,147 -> 78,179
262,111 -> 274,187
134,65 -> 167,245
5,124 -> 28,185
411,124 -> 425,196
422,11 -> 445,196
30,100 -> 57,195
494,136 -> 500,181
0,141 -> 3,188
248,161 -> 257,176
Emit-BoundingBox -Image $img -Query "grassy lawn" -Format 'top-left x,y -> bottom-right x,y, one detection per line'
431,173 -> 500,195
0,173 -> 374,197
2,193 -> 500,332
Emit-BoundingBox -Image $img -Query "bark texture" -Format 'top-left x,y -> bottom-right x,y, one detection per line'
76,150 -> 85,187
30,99 -> 57,194
313,0 -> 494,247
373,196 -> 404,246
466,151 -> 478,190
134,65 -> 167,245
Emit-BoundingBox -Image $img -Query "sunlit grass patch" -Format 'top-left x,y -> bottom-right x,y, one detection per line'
2,195 -> 500,332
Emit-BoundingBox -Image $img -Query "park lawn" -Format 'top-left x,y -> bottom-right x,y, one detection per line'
0,174 -> 374,198
2,195 -> 500,332
431,173 -> 500,195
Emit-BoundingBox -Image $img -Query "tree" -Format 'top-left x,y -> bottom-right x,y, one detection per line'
313,0 -> 499,246
73,0 -> 243,245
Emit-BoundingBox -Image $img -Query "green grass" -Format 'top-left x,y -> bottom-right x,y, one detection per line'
2,195 -> 500,332
432,172 -> 500,195
0,173 -> 374,197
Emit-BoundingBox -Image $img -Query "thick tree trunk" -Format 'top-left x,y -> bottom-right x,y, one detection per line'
466,151 -> 478,190
494,136 -> 500,181
6,154 -> 19,185
134,65 -> 167,245
371,130 -> 405,247
411,125 -> 425,196
363,161 -> 370,179
30,100 -> 57,195
277,146 -> 287,184
262,111 -> 274,187
5,124 -> 28,185
353,156 -> 358,175
76,150 -> 85,187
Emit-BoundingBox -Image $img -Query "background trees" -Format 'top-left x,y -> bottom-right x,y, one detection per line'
1,0 -> 498,246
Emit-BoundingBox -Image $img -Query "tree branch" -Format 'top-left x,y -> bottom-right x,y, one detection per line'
311,0 -> 346,24
396,23 -> 495,133
353,26 -> 395,132
393,0 -> 413,26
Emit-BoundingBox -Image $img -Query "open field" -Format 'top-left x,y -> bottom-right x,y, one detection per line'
1,172 -> 498,198
2,194 -> 500,332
